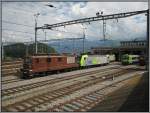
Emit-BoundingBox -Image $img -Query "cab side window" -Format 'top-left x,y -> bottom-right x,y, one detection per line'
36,58 -> 39,63
47,58 -> 51,63
58,58 -> 62,62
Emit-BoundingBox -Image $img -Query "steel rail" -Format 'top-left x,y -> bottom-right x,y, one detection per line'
2,66 -> 119,97
2,68 -> 136,112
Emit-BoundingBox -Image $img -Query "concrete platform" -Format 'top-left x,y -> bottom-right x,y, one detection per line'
88,72 -> 149,112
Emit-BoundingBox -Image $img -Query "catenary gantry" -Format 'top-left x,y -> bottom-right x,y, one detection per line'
35,9 -> 149,70
36,10 -> 148,30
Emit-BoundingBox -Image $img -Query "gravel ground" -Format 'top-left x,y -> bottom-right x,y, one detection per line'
2,76 -> 19,81
88,72 -> 149,112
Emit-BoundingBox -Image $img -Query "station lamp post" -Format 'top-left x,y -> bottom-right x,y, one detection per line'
146,9 -> 149,71
34,4 -> 56,54
80,24 -> 86,54
83,27 -> 86,54
2,42 -> 4,60
34,13 -> 40,54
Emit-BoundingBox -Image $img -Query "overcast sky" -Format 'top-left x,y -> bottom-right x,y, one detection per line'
2,2 -> 148,43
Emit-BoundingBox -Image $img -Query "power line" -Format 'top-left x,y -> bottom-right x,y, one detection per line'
51,28 -> 98,38
2,28 -> 42,36
3,7 -> 35,15
2,27 -> 99,41
2,20 -> 34,28
2,35 -> 32,41
2,32 -> 34,37
51,29 -> 82,36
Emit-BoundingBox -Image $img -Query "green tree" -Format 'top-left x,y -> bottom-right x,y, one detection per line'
4,43 -> 56,59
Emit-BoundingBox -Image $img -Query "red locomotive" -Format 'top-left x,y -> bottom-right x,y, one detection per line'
21,54 -> 79,78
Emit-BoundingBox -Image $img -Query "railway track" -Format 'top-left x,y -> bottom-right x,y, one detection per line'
2,78 -> 22,84
47,77 -> 131,112
2,66 -> 122,97
2,60 -> 22,65
2,60 -> 23,76
2,67 -> 139,111
1,65 -> 121,85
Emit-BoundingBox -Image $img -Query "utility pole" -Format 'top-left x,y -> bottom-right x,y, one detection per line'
103,19 -> 106,41
2,42 -> 4,60
34,4 -> 56,54
73,38 -> 75,54
26,43 -> 29,57
44,31 -> 47,41
96,11 -> 106,41
82,27 -> 86,54
34,13 -> 40,54
44,31 -> 47,53
146,9 -> 149,71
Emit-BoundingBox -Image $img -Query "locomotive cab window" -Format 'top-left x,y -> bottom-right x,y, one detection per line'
36,58 -> 39,63
47,58 -> 51,63
57,58 -> 62,62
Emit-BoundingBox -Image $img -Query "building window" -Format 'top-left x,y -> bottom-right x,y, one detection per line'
58,58 -> 62,62
47,58 -> 51,63
140,42 -> 142,46
128,42 -> 130,46
138,42 -> 141,46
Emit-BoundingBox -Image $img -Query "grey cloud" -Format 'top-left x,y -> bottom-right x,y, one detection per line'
2,2 -> 148,43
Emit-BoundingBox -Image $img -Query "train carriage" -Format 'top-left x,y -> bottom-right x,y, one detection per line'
121,54 -> 139,65
106,54 -> 116,62
21,54 -> 116,78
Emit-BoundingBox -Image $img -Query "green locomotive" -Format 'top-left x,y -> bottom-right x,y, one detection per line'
121,54 -> 139,65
